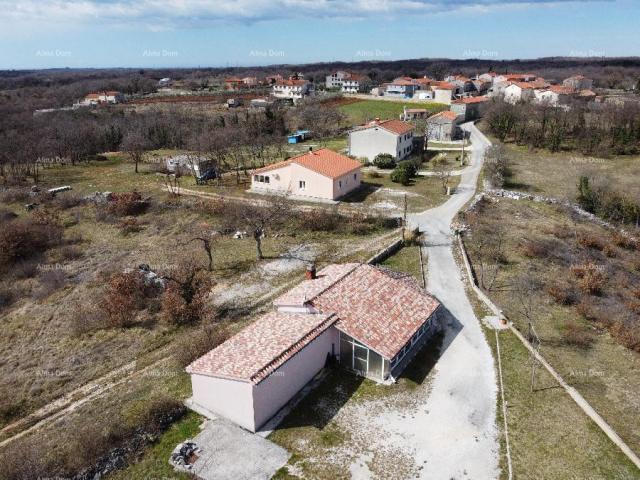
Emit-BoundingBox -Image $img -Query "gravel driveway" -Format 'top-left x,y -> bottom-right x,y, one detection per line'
407,123 -> 500,479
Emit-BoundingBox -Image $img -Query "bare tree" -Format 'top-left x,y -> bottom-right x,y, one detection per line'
224,195 -> 292,260
122,130 -> 148,174
433,156 -> 452,194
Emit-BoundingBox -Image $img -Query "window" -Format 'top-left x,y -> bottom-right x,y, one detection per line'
299,180 -> 306,190
264,176 -> 270,184
353,173 -> 357,180
339,180 -> 342,188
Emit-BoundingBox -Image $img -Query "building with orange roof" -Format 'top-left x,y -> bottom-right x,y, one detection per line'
79,90 -> 124,106
187,263 -> 442,432
250,148 -> 361,201
504,82 -> 536,104
451,96 -> 490,121
271,77 -> 314,103
426,110 -> 463,141
563,75 -> 593,91
348,118 -> 415,161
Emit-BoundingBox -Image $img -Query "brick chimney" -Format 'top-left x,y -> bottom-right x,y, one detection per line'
305,263 -> 317,280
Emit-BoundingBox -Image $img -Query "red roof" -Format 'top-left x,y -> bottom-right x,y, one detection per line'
452,96 -> 489,104
252,148 -> 361,179
549,85 -> 575,94
511,82 -> 536,90
311,264 -> 441,359
433,81 -> 455,90
276,79 -> 308,86
428,111 -> 459,122
357,119 -> 414,136
186,312 -> 337,383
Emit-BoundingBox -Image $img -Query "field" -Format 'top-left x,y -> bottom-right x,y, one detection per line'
495,142 -> 640,200
463,197 -> 640,476
338,99 -> 447,125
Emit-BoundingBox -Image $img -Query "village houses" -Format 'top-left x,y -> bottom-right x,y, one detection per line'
426,110 -> 462,142
348,119 -> 415,161
186,263 -> 442,432
272,78 -> 315,103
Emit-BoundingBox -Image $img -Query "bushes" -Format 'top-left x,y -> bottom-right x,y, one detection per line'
99,271 -> 150,327
0,212 -> 64,268
373,153 -> 395,169
390,167 -> 411,185
105,191 -> 149,217
570,262 -> 607,295
546,280 -> 576,305
561,321 -> 594,348
519,239 -> 549,258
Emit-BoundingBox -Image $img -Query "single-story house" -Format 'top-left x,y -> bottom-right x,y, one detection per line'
250,148 -> 361,201
400,107 -> 428,121
348,119 -> 415,161
79,91 -> 124,106
385,77 -> 420,98
426,111 -> 462,141
450,96 -> 489,121
187,263 -> 442,432
563,75 -> 593,91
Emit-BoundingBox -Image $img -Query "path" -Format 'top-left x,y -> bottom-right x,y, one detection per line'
407,122 -> 500,479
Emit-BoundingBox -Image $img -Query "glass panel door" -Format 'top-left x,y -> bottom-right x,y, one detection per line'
353,343 -> 368,375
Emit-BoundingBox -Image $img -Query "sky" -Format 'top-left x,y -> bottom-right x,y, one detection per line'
0,0 -> 638,70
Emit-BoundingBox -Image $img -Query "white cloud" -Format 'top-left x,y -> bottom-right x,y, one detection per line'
0,0 -> 602,29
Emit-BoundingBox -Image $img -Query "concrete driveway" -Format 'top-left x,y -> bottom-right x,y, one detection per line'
189,419 -> 290,480
407,123 -> 500,479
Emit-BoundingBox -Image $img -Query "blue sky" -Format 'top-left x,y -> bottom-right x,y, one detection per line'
0,0 -> 638,69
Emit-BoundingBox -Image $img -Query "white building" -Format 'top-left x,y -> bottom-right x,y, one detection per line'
187,263 -> 442,433
504,82 -> 536,104
250,148 -> 362,201
349,119 -> 415,161
326,70 -> 350,89
272,79 -> 314,103
79,91 -> 124,106
563,75 -> 593,91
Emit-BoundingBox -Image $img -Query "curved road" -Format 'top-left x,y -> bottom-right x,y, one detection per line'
408,123 -> 500,480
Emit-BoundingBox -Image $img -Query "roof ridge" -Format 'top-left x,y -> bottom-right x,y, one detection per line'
305,263 -> 361,304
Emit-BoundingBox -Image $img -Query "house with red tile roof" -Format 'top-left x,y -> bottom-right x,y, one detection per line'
504,82 -> 536,104
187,263 -> 442,432
348,118 -> 415,161
426,110 -> 463,141
563,75 -> 593,91
272,77 -> 314,103
250,148 -> 362,201
451,96 -> 489,121
79,90 -> 124,106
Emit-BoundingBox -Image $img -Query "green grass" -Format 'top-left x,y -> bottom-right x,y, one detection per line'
486,328 -> 639,480
339,99 -> 447,125
108,411 -> 203,480
380,244 -> 423,283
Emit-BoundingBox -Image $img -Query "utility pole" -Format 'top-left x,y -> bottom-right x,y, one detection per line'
402,193 -> 408,241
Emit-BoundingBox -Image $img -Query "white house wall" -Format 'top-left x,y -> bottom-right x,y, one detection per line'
190,374 -> 256,431
252,327 -> 339,431
332,170 -> 361,198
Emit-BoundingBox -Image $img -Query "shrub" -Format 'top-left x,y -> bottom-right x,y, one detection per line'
396,159 -> 418,178
367,170 -> 382,179
570,262 -> 606,295
577,233 -> 604,251
296,209 -> 341,232
0,214 -> 64,268
0,188 -> 31,204
546,281 -> 576,305
105,191 -> 149,217
52,193 -> 85,210
160,264 -> 212,327
99,271 -> 149,327
602,243 -> 617,258
519,239 -> 549,258
562,321 -> 594,348
117,217 -> 144,236
390,167 -> 411,185
611,322 -> 640,352
0,282 -> 18,309
0,208 -> 18,222
373,153 -> 396,169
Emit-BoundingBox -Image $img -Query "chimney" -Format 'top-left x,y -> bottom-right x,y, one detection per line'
305,263 -> 317,280
309,146 -> 313,152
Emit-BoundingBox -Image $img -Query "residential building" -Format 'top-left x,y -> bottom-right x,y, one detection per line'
250,148 -> 361,201
432,83 -> 455,104
450,96 -> 489,121
326,70 -> 350,89
348,119 -> 415,161
401,107 -> 428,121
224,77 -> 244,91
79,91 -> 124,106
534,85 -> 575,106
563,75 -> 593,91
187,263 -> 442,432
264,74 -> 284,85
242,77 -> 258,87
504,82 -> 536,104
444,75 -> 476,97
272,78 -> 314,103
426,111 -> 462,141
385,77 -> 420,98
158,77 -> 172,87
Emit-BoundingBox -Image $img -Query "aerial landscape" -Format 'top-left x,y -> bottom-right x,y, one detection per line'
1,1 -> 640,479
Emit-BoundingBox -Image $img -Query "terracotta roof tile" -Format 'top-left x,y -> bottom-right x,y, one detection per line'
186,311 -> 337,384
428,110 -> 459,121
311,264 -> 440,359
452,96 -> 489,104
251,148 -> 361,179
274,264 -> 359,307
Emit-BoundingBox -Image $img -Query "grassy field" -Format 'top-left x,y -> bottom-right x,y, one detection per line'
498,143 -> 640,200
463,197 -> 640,473
339,99 -> 447,125
485,327 -> 639,480
380,244 -> 423,283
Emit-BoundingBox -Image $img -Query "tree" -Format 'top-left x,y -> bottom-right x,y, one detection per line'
161,260 -> 214,326
185,230 -> 220,272
373,153 -> 395,169
122,130 -> 148,173
433,157 -> 452,194
484,144 -> 510,189
224,195 -> 291,260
